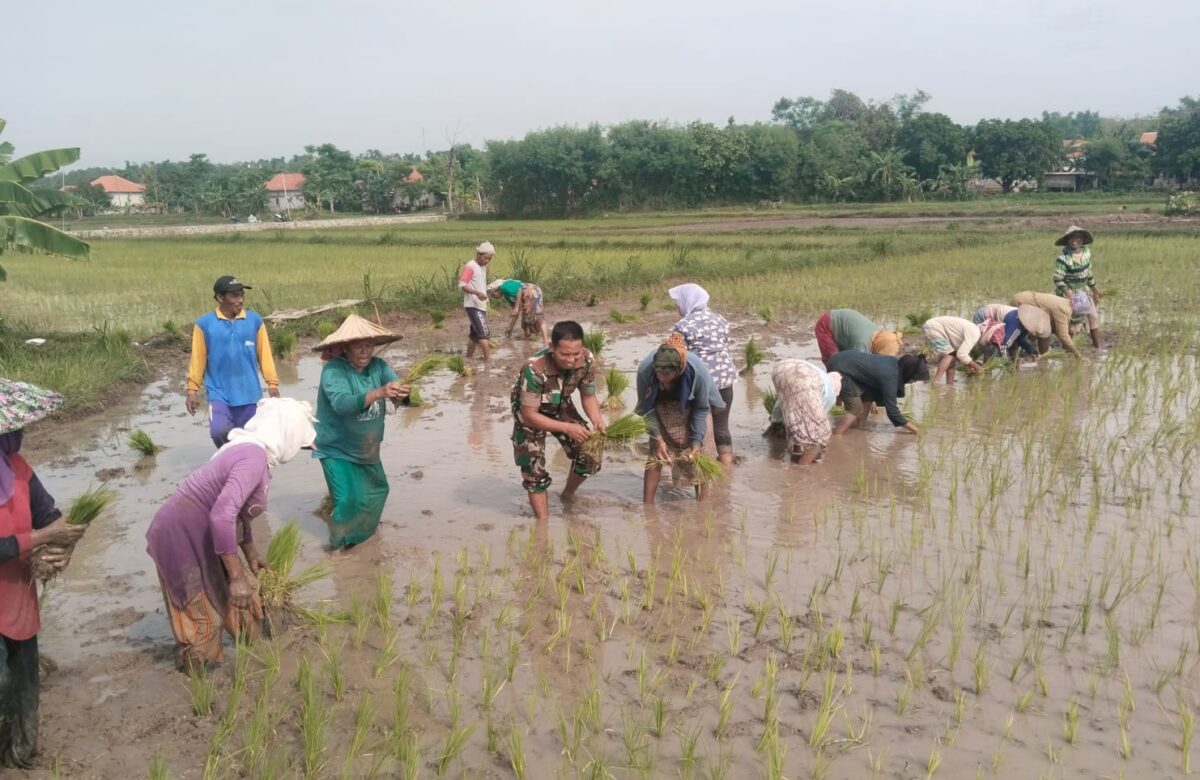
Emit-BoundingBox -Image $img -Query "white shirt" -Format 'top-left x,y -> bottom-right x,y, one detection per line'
460,259 -> 488,310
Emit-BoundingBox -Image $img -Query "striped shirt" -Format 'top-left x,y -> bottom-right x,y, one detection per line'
1053,247 -> 1095,295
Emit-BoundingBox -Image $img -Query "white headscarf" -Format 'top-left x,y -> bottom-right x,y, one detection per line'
215,397 -> 317,468
668,284 -> 710,316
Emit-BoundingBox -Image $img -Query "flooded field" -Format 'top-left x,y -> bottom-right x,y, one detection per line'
7,305 -> 1200,779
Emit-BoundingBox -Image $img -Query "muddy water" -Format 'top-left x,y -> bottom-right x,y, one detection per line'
9,311 -> 1200,779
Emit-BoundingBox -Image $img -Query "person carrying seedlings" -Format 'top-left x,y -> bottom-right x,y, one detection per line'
186,275 -> 280,448
488,278 -> 549,346
1053,225 -> 1102,348
636,333 -> 726,503
0,379 -> 86,768
769,359 -> 843,464
459,241 -> 494,360
981,304 -> 1045,363
814,308 -> 904,367
669,284 -> 737,465
1009,290 -> 1081,357
922,316 -> 985,384
311,315 -> 410,550
146,397 -> 316,670
511,320 -> 607,522
827,352 -> 927,436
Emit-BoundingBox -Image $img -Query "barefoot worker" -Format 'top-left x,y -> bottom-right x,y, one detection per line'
636,333 -> 725,503
146,398 -> 316,670
186,275 -> 281,448
311,315 -> 409,551
0,380 -> 86,768
488,278 -> 549,346
922,316 -> 985,384
814,308 -> 904,367
1053,225 -> 1102,348
459,242 -> 494,360
1009,290 -> 1081,357
669,283 -> 737,465
769,359 -> 842,464
511,320 -> 606,522
828,352 -> 927,436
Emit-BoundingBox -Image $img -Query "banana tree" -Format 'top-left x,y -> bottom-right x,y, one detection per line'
0,118 -> 90,282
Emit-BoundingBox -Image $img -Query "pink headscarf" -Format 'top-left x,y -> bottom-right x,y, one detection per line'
981,319 -> 1005,346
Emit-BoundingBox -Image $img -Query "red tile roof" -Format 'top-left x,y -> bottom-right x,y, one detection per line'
1140,131 -> 1158,145
403,169 -> 424,184
265,172 -> 306,191
91,175 -> 145,193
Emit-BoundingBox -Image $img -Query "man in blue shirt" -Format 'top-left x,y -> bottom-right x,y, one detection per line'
185,275 -> 280,447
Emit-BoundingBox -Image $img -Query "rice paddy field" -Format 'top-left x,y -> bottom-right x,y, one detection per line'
5,202 -> 1200,779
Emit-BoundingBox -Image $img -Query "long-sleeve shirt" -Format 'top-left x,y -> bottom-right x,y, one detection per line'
459,260 -> 487,311
186,308 -> 279,405
146,443 -> 269,610
923,316 -> 981,366
634,352 -> 725,446
1053,247 -> 1096,295
313,356 -> 399,464
826,351 -> 910,427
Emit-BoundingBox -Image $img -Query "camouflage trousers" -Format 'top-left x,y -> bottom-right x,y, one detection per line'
512,406 -> 602,493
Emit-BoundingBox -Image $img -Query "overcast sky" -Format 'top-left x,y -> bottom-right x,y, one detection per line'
6,0 -> 1196,168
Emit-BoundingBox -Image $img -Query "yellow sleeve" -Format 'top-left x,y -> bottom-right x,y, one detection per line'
256,323 -> 279,387
186,325 -> 207,394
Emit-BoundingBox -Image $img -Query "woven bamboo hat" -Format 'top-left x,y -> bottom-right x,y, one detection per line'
1016,304 -> 1051,339
312,314 -> 402,352
1054,225 -> 1093,246
0,378 -> 64,435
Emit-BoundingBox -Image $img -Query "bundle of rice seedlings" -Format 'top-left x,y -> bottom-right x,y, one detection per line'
609,309 -> 640,324
761,388 -> 778,415
644,457 -> 674,470
127,429 -> 161,457
30,485 -> 115,582
446,355 -> 472,377
272,329 -> 297,359
639,293 -> 652,311
741,338 -> 764,375
903,310 -> 933,335
403,354 -> 446,384
979,356 -> 1012,373
582,413 -> 648,458
430,311 -> 446,329
687,453 -> 726,485
758,306 -> 774,325
258,522 -> 333,626
1040,348 -> 1071,360
603,368 -> 628,410
582,330 -> 606,358
406,387 -> 426,407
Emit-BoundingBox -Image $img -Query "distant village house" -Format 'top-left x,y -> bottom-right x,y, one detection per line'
265,172 -> 306,211
391,169 -> 442,211
91,175 -> 146,208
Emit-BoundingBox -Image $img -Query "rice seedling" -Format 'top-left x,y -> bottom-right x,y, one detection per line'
508,723 -> 528,780
741,337 -> 764,374
394,731 -> 421,780
127,428 -> 161,456
602,367 -> 628,409
639,292 -> 652,311
758,306 -> 774,324
148,752 -> 170,780
187,661 -> 216,716
430,310 -> 446,328
609,308 -> 640,324
1179,695 -> 1195,774
582,329 -> 606,357
1063,696 -> 1080,745
258,522 -> 333,620
687,452 -> 726,485
438,693 -> 476,776
582,413 -> 648,458
322,642 -> 345,702
445,354 -> 471,376
715,674 -> 738,739
678,725 -> 700,778
761,387 -> 777,415
925,742 -> 943,779
30,484 -> 114,580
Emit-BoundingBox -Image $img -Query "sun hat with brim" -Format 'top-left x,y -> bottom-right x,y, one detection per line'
0,379 -> 64,435
311,313 -> 402,352
1054,225 -> 1093,247
1017,304 -> 1051,339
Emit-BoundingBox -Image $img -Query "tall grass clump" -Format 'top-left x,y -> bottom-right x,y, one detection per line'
127,429 -> 161,456
603,367 -> 628,409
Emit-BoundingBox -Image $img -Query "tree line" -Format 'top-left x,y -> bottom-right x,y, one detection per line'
53,90 -> 1200,217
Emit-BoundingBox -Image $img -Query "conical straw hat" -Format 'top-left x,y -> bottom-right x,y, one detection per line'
312,313 -> 402,352
1054,225 -> 1093,246
0,378 -> 64,435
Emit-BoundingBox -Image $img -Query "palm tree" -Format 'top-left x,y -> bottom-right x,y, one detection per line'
869,148 -> 914,202
0,118 -> 90,281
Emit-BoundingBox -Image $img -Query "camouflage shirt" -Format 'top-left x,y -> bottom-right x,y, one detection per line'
510,348 -> 597,423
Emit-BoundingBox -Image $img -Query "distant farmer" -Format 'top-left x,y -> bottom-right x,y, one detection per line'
827,352 -> 928,436
0,379 -> 85,768
186,275 -> 280,448
922,316 -> 984,384
636,333 -> 726,503
669,284 -> 737,465
1010,291 -> 1081,357
488,278 -> 549,346
459,242 -> 494,360
511,320 -> 606,522
814,308 -> 903,367
146,398 -> 316,670
769,359 -> 842,464
1053,225 -> 1102,348
981,304 -> 1045,363
312,315 -> 409,551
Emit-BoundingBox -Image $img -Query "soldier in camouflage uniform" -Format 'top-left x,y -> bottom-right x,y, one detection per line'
511,320 -> 607,522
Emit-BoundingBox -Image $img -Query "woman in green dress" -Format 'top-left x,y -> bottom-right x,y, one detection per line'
312,314 -> 409,550
488,278 -> 549,346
